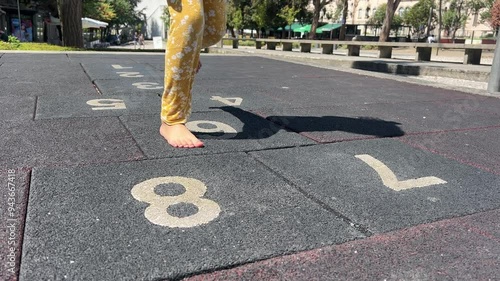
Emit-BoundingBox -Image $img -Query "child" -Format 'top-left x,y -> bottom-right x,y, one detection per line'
160,0 -> 226,148
133,31 -> 138,49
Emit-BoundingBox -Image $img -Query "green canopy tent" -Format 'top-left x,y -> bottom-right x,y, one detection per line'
277,23 -> 305,31
277,23 -> 306,38
316,23 -> 342,39
293,24 -> 312,33
316,23 -> 341,33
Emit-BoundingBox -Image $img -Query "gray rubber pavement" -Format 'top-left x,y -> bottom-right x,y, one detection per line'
1,51 -> 499,281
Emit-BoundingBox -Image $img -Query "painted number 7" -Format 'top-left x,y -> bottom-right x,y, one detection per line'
355,154 -> 447,191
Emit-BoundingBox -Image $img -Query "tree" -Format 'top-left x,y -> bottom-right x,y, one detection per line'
369,3 -> 403,26
339,0 -> 348,39
379,0 -> 402,42
57,0 -> 84,47
403,0 -> 436,36
490,0 -> 500,32
480,0 -> 495,25
83,0 -> 116,22
278,4 -> 301,38
442,0 -> 468,39
227,1 -> 244,37
331,0 -> 344,22
310,0 -> 334,39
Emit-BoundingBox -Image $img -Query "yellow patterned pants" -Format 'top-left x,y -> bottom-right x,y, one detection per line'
161,0 -> 227,125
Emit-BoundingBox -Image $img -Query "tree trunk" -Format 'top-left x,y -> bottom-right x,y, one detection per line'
310,0 -> 321,39
437,0 -> 442,43
57,0 -> 83,48
339,0 -> 349,40
379,0 -> 401,42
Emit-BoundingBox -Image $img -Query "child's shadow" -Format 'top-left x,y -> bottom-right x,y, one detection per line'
192,106 -> 405,140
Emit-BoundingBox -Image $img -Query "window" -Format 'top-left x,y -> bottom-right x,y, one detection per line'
358,8 -> 363,19
398,7 -> 405,17
366,8 -> 371,19
372,8 -> 377,16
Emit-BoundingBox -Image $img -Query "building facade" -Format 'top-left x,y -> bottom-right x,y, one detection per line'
136,0 -> 167,39
0,0 -> 44,42
315,0 -> 493,38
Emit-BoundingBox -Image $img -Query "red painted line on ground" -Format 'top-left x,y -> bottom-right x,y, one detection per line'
398,138 -> 499,175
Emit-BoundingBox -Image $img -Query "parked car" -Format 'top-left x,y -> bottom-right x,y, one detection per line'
106,34 -> 121,45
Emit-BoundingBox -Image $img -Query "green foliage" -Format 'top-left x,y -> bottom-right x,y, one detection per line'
82,0 -> 140,28
227,1 -> 244,30
278,5 -> 301,26
403,0 -> 436,33
8,35 -> 21,48
161,7 -> 170,25
83,0 -> 116,21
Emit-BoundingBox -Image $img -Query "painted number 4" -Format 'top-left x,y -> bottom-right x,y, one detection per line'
210,96 -> 242,106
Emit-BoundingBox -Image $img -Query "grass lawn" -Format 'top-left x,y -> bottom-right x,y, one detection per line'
0,42 -> 82,51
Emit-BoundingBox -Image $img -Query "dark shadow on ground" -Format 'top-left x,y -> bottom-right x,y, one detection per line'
193,106 -> 405,140
351,61 -> 423,76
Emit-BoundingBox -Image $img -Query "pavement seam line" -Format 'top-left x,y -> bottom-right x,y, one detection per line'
16,167 -> 33,281
247,151 -> 374,237
32,96 -> 38,121
117,116 -> 148,159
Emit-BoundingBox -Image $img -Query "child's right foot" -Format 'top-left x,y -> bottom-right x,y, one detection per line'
160,123 -> 204,148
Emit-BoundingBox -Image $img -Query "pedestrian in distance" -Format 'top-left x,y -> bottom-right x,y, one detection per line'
139,33 -> 145,49
427,34 -> 436,43
159,0 -> 227,148
0,30 -> 8,42
133,31 -> 138,49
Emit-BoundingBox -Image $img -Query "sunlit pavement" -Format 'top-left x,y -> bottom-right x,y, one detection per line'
1,52 -> 499,280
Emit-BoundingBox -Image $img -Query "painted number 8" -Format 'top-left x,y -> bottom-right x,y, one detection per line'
131,177 -> 221,228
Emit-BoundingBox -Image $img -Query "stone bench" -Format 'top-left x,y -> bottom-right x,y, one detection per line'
219,38 -> 496,65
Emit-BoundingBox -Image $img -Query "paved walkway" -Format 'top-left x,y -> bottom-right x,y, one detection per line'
1,51 -> 499,280
111,40 -> 495,94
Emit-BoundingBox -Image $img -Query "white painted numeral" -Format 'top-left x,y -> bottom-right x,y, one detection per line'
355,154 -> 447,191
86,99 -> 126,110
131,177 -> 221,228
210,96 -> 243,106
112,64 -> 133,69
117,72 -> 144,78
186,120 -> 237,139
132,82 -> 163,90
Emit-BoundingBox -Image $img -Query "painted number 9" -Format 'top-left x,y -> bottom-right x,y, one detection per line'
131,177 -> 221,228
186,120 -> 237,139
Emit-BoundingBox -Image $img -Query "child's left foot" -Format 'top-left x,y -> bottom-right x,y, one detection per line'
160,123 -> 204,148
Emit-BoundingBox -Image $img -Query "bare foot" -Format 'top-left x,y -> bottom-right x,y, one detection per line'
160,123 -> 204,148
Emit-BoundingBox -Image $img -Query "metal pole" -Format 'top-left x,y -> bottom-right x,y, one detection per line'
16,0 -> 21,40
487,32 -> 500,93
